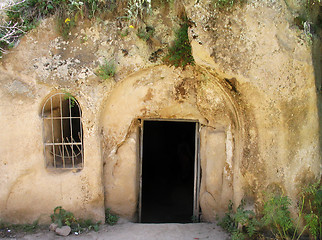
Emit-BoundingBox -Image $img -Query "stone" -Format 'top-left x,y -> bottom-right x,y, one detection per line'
55,226 -> 71,236
49,223 -> 58,232
0,0 -> 320,225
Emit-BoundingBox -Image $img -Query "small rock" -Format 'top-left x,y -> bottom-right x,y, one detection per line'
55,226 -> 71,236
49,223 -> 58,232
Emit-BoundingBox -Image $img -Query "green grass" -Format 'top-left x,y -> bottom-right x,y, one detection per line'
96,59 -> 116,80
0,220 -> 39,234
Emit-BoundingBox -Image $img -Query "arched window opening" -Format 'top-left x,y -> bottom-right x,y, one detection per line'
41,93 -> 83,169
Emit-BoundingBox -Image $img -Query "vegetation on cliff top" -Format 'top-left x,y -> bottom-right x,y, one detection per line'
163,17 -> 195,68
0,0 -> 320,59
0,0 -> 115,56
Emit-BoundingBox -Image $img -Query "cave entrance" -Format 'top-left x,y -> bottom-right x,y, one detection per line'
138,119 -> 200,223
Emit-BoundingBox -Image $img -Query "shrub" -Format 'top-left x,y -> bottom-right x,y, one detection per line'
137,26 -> 154,41
50,206 -> 101,234
163,18 -> 194,68
261,195 -> 294,239
97,59 -> 116,80
218,200 -> 258,240
260,181 -> 321,240
300,180 -> 322,239
124,0 -> 152,23
0,0 -> 116,55
50,206 -> 77,228
6,0 -> 64,31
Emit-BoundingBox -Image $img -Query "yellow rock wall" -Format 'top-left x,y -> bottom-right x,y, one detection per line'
0,0 -> 320,223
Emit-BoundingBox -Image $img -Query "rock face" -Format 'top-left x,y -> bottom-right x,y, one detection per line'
0,0 -> 320,224
185,0 -> 321,218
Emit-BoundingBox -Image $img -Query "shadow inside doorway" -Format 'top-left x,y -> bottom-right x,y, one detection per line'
141,120 -> 196,223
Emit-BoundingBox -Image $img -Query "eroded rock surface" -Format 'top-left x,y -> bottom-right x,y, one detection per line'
0,0 -> 320,223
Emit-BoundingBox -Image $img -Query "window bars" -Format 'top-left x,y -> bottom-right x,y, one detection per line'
41,93 -> 83,169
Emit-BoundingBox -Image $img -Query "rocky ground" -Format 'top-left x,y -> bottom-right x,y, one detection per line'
0,222 -> 229,240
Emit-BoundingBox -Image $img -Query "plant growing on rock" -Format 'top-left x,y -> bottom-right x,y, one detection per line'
105,208 -> 119,225
124,0 -> 152,23
137,25 -> 154,41
96,59 -> 116,80
0,1 -> 26,57
212,0 -> 247,11
163,18 -> 194,68
0,0 -> 115,55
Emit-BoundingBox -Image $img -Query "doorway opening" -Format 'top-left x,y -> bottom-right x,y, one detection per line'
139,120 -> 200,223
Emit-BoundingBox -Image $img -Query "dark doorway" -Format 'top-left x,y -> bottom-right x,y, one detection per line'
140,120 -> 196,223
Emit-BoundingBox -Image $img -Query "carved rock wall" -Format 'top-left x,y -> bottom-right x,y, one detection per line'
0,0 -> 320,223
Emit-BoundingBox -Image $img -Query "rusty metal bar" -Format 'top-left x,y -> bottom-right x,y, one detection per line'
63,139 -> 71,162
69,97 -> 75,168
45,142 -> 82,146
59,94 -> 65,168
51,97 -> 56,168
78,105 -> 83,168
43,117 -> 82,120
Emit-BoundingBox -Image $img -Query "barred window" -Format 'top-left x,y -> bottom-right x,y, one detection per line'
41,93 -> 83,169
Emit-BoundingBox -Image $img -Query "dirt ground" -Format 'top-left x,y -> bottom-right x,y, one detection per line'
0,222 -> 229,240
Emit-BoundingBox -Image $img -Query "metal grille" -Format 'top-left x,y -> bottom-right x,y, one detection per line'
41,93 -> 83,169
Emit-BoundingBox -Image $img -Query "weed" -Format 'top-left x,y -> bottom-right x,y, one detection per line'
163,18 -> 194,68
212,0 -> 247,11
77,218 -> 101,232
56,14 -> 77,40
105,208 -> 119,225
50,206 -> 101,234
260,181 -> 321,240
261,195 -> 294,239
118,28 -> 130,37
0,219 -> 39,238
1,0 -> 115,55
300,180 -> 322,239
218,200 -> 258,239
6,0 -> 64,31
137,26 -> 154,41
63,91 -> 77,107
124,0 -> 152,23
51,206 -> 77,228
97,59 -> 116,80
293,0 -> 321,44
